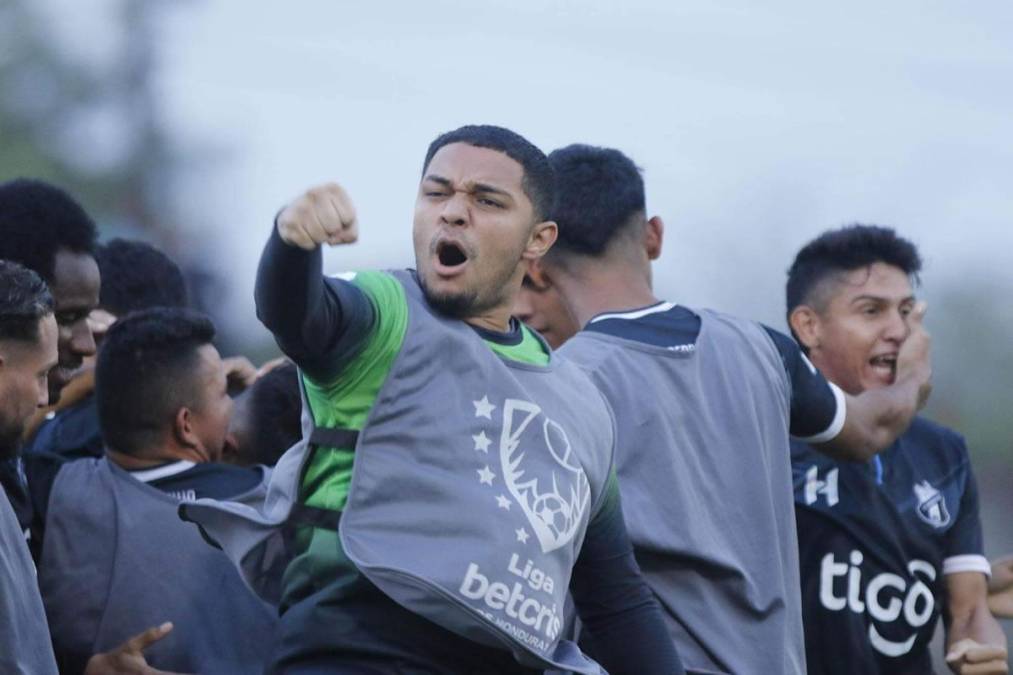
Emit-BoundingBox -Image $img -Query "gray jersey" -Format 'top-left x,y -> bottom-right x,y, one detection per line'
0,487 -> 58,675
38,458 -> 277,674
560,308 -> 804,675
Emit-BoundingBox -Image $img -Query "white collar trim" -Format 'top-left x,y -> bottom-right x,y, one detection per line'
589,301 -> 676,324
129,460 -> 196,483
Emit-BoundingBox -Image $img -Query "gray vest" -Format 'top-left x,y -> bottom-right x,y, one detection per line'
38,458 -> 277,674
1,488 -> 58,675
560,309 -> 805,675
184,270 -> 616,673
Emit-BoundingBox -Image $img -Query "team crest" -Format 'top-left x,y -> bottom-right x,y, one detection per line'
496,399 -> 590,554
913,480 -> 950,528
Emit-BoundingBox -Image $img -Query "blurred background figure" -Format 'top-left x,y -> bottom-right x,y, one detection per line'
37,308 -> 276,675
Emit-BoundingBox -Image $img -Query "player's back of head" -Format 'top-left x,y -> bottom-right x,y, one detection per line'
228,362 -> 301,467
96,307 -> 216,456
423,125 -> 555,221
0,179 -> 98,282
96,238 -> 188,317
546,144 -> 645,260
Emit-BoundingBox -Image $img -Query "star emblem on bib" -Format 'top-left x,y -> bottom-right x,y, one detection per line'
515,528 -> 529,544
496,494 -> 512,510
472,431 -> 491,453
477,466 -> 496,485
473,395 -> 495,420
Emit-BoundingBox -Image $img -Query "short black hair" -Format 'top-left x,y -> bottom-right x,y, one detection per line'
422,125 -> 555,221
0,260 -> 54,343
786,224 -> 923,319
97,238 -> 188,316
96,307 -> 216,456
240,363 -> 301,466
0,179 -> 98,282
546,144 -> 645,257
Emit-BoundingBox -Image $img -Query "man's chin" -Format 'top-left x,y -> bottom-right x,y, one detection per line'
419,275 -> 479,319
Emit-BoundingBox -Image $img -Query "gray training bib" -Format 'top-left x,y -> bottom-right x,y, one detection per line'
185,270 -> 616,674
561,309 -> 805,675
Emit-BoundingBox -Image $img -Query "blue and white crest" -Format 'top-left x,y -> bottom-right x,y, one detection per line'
913,480 -> 950,528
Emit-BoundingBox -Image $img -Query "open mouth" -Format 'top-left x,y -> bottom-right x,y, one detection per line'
436,240 -> 469,269
869,354 -> 897,379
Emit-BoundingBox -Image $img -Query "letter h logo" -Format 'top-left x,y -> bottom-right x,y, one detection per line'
805,466 -> 839,507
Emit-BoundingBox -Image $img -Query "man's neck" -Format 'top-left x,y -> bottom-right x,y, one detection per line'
554,267 -> 660,328
106,445 -> 209,471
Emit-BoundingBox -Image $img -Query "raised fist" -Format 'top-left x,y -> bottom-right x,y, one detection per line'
277,183 -> 358,251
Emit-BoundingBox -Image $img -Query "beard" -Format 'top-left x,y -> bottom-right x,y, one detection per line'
0,418 -> 24,462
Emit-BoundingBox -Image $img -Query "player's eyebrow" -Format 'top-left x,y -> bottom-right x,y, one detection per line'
423,175 -> 511,198
849,293 -> 914,304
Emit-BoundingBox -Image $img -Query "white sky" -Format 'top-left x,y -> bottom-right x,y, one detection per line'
43,0 -> 1013,336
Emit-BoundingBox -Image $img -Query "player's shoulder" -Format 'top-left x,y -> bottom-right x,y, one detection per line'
899,416 -> 969,464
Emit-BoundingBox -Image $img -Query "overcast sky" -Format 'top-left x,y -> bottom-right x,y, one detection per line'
44,0 -> 1013,334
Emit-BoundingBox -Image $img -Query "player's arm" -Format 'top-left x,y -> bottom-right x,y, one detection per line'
569,472 -> 685,675
769,304 -> 930,461
941,460 -> 1008,674
987,556 -> 1013,618
944,572 -> 1008,675
255,183 -> 374,382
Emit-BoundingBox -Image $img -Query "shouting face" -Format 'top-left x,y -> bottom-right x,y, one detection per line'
804,262 -> 915,394
413,142 -> 554,324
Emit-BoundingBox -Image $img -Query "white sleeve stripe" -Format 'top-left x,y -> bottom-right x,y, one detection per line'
943,554 -> 992,577
795,381 -> 847,444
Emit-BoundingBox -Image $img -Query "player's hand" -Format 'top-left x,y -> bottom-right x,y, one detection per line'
896,301 -> 932,408
988,556 -> 1013,618
277,182 -> 358,250
222,355 -> 258,395
84,622 -> 191,675
945,638 -> 1009,675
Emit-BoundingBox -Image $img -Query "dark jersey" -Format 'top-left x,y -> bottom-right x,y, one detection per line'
792,417 -> 988,675
23,395 -> 103,462
585,302 -> 843,440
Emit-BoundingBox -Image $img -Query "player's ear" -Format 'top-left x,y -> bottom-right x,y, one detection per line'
173,406 -> 199,449
645,216 -> 664,260
524,220 -> 557,260
789,305 -> 821,351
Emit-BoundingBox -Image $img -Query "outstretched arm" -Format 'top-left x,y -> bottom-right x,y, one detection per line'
255,183 -> 375,382
569,474 -> 684,675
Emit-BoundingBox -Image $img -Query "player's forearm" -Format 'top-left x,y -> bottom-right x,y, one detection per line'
255,226 -> 345,361
835,373 -> 925,460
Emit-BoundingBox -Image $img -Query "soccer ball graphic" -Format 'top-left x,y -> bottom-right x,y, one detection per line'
532,493 -> 572,537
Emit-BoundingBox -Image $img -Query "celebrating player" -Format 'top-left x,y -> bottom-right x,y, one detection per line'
786,225 -> 1008,675
524,144 -> 932,675
185,125 -> 682,674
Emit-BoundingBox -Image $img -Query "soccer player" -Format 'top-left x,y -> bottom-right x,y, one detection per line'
786,225 -> 1008,675
0,179 -> 100,530
1,261 -> 175,675
0,260 -> 60,675
526,144 -> 932,675
186,125 -> 682,674
36,307 -> 276,674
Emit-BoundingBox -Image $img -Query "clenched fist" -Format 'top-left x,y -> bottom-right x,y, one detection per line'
277,183 -> 358,250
